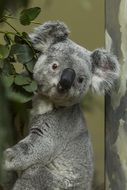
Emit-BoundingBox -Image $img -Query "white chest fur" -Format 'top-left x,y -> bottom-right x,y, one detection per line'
31,94 -> 53,116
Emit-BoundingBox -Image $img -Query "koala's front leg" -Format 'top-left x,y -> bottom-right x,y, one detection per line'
4,122 -> 56,172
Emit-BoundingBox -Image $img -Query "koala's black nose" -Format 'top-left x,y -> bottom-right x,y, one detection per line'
58,68 -> 76,91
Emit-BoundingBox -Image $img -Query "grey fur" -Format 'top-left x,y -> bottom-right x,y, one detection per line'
4,21 -> 120,190
29,21 -> 70,52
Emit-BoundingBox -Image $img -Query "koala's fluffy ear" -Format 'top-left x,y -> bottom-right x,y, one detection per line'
90,49 -> 120,94
29,21 -> 70,52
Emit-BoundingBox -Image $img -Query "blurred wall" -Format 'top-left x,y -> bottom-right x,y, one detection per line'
0,0 -> 104,187
29,0 -> 104,50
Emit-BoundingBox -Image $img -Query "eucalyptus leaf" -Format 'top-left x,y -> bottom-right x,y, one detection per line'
2,61 -> 16,75
20,7 -> 41,25
2,75 -> 14,87
23,80 -> 37,92
7,90 -> 33,103
0,60 -> 4,69
14,34 -> 25,44
14,75 -> 31,85
0,45 -> 10,59
4,34 -> 11,45
11,44 -> 33,64
26,58 -> 36,73
20,14 -> 30,25
22,32 -> 30,40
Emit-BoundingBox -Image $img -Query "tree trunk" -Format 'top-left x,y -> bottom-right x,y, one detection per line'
106,0 -> 127,189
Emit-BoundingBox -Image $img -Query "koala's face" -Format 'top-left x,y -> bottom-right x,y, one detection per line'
33,42 -> 92,106
30,21 -> 120,106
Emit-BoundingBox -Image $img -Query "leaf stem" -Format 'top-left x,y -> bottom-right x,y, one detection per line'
31,21 -> 41,25
5,15 -> 17,20
0,31 -> 16,35
1,19 -> 37,59
4,20 -> 20,34
5,15 -> 41,25
3,21 -> 37,58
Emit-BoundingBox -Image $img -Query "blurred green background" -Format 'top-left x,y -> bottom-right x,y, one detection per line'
0,0 -> 104,188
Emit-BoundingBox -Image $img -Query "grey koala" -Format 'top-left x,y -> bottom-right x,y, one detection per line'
4,21 -> 120,190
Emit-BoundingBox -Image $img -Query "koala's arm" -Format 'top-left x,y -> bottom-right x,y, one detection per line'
4,116 -> 57,171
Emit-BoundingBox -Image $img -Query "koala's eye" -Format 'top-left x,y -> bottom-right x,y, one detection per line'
78,77 -> 84,83
52,63 -> 58,70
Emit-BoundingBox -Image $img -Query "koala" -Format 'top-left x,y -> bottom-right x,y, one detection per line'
4,21 -> 120,190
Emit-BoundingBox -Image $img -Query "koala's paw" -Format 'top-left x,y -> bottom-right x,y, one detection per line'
4,148 -> 16,170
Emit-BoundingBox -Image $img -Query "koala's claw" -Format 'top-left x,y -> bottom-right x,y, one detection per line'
4,148 -> 15,170
4,148 -> 14,162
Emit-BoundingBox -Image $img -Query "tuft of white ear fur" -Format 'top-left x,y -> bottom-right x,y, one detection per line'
91,49 -> 120,94
29,21 -> 70,52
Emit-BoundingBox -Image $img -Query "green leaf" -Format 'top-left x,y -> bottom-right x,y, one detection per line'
2,61 -> 16,75
7,90 -> 33,103
22,32 -> 30,40
0,60 -> 4,69
26,58 -> 36,73
0,45 -> 10,59
23,80 -> 37,92
14,75 -> 31,85
14,34 -> 24,44
20,14 -> 30,25
2,75 -> 14,87
11,44 -> 34,64
20,7 -> 41,25
4,34 -> 11,45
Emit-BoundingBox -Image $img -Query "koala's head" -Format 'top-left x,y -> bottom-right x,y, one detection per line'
30,21 -> 120,106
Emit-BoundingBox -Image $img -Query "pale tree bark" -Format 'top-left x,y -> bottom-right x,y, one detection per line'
106,0 -> 127,189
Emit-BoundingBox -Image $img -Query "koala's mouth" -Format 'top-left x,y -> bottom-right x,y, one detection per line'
37,83 -> 69,95
36,83 -> 76,107
37,84 -> 43,92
